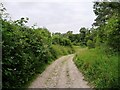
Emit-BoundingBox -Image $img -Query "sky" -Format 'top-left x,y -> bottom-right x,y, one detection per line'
2,0 -> 96,34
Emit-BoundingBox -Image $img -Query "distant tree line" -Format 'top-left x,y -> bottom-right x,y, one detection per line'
52,1 -> 120,51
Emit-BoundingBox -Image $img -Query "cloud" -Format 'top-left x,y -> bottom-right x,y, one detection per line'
3,1 -> 96,33
2,0 -> 94,2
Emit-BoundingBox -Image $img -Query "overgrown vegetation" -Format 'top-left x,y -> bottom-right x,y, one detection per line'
74,47 -> 119,88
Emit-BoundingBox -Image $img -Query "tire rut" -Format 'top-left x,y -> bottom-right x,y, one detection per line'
29,54 -> 91,88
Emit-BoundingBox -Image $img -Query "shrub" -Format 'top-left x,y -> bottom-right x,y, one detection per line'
2,19 -> 53,88
52,36 -> 72,46
87,40 -> 95,49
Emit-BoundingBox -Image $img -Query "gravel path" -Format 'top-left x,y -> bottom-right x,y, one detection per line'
29,54 -> 91,88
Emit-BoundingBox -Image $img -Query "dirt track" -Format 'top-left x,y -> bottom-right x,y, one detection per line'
29,54 -> 90,88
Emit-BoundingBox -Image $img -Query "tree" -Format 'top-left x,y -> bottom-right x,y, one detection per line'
13,17 -> 29,26
104,14 -> 120,51
93,1 -> 119,27
79,27 -> 88,46
0,3 -> 10,20
92,1 -> 120,51
87,40 -> 95,49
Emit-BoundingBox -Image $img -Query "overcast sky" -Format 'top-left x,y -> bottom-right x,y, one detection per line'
2,0 -> 96,34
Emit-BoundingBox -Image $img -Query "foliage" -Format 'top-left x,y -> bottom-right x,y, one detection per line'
79,27 -> 88,46
92,2 -> 120,52
93,1 -> 119,27
0,3 -> 10,20
104,14 -> 120,51
87,40 -> 95,49
2,19 -> 50,88
52,34 -> 72,47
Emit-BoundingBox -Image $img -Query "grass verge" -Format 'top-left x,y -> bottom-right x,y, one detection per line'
74,47 -> 119,88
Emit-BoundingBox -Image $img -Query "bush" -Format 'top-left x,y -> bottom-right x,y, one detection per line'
52,35 -> 72,46
87,40 -> 95,49
2,19 -> 53,88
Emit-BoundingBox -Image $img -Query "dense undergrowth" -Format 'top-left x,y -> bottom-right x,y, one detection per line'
74,47 -> 119,88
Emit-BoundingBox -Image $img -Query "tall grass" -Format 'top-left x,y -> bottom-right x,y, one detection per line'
74,47 -> 119,88
50,45 -> 74,59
